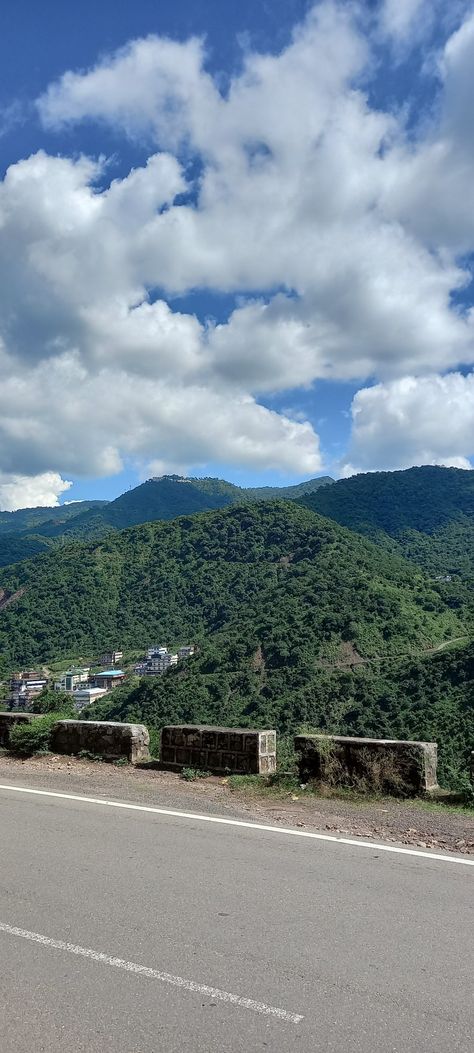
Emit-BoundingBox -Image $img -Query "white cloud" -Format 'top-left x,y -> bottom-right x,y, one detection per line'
0,472 -> 72,511
378,0 -> 430,42
0,3 -> 472,487
341,372 -> 474,474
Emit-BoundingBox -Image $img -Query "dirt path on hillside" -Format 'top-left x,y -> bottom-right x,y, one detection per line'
0,753 -> 472,856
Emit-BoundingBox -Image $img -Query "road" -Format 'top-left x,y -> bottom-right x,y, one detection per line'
0,781 -> 473,1052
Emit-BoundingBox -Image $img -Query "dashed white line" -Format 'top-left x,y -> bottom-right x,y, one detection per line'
1,782 -> 473,866
0,922 -> 303,1024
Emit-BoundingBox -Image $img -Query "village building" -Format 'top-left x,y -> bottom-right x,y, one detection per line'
90,669 -> 126,691
10,671 -> 48,708
100,650 -> 123,666
72,686 -> 109,711
54,667 -> 90,693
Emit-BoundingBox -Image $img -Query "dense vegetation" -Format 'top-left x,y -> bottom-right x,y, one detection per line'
0,501 -> 464,671
0,474 -> 333,564
301,466 -> 474,577
0,500 -> 107,568
1,475 -> 472,788
88,640 -> 474,789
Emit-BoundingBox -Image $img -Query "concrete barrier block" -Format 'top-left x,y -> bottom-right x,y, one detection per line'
294,734 -> 438,797
160,725 -> 276,774
51,720 -> 150,763
0,712 -> 41,748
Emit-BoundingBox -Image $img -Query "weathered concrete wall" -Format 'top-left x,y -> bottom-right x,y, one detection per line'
294,734 -> 438,797
161,725 -> 277,774
0,712 -> 40,748
51,720 -> 150,763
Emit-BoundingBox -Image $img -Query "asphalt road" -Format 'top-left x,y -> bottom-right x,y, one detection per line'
0,782 -> 473,1052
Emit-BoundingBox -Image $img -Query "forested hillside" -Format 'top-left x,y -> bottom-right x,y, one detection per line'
89,639 -> 474,788
0,499 -> 471,785
300,466 -> 474,577
0,501 -> 108,568
0,474 -> 333,563
0,500 -> 465,669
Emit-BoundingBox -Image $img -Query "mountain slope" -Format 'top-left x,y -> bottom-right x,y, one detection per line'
0,500 -> 464,670
299,466 -> 474,577
56,474 -> 335,539
0,499 -> 470,785
0,476 -> 334,560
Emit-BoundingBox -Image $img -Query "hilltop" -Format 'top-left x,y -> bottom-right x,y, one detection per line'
0,474 -> 333,565
0,500 -> 463,670
299,466 -> 474,578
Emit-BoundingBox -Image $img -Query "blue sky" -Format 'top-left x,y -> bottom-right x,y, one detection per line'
0,1 -> 473,508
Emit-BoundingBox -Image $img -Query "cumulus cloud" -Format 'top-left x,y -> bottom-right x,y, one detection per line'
341,372 -> 474,474
0,472 -> 72,511
0,2 -> 473,489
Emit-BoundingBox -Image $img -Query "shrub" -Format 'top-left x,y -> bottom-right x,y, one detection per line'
148,727 -> 161,758
180,767 -> 209,781
8,713 -> 68,756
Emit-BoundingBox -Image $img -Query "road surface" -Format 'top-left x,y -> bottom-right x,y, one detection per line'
0,780 -> 473,1052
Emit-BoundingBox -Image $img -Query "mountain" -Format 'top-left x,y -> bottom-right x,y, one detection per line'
0,498 -> 470,784
0,501 -> 109,568
0,501 -> 106,536
55,474 -> 335,538
299,466 -> 474,578
0,475 -> 333,563
0,499 -> 463,667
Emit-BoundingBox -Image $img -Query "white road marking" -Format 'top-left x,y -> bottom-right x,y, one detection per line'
0,921 -> 303,1024
1,782 -> 473,867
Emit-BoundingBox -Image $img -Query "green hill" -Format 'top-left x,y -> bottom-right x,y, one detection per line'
0,500 -> 464,669
0,501 -> 108,568
0,500 -> 107,536
0,475 -> 334,563
0,498 -> 471,785
299,466 -> 474,578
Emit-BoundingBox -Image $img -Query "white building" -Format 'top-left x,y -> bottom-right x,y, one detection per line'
10,671 -> 48,708
54,667 -> 90,693
178,645 -> 195,659
72,687 -> 108,711
146,646 -> 169,659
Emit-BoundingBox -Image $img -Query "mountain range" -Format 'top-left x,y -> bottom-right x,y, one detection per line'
0,465 -> 472,788
0,474 -> 333,566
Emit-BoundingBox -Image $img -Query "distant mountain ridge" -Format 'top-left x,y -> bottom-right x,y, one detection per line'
299,466 -> 474,577
0,474 -> 333,563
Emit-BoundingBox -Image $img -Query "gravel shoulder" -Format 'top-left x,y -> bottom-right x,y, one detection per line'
0,752 -> 473,855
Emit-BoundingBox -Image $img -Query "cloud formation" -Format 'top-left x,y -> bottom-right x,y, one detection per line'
342,372 -> 474,474
0,472 -> 72,511
1,2 -> 474,505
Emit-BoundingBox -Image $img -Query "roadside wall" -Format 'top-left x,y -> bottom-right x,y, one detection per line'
294,734 -> 438,796
160,725 -> 277,774
51,720 -> 150,763
0,712 -> 40,748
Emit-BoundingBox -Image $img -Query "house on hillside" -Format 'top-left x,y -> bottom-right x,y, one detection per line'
54,668 -> 90,693
10,671 -> 48,708
178,644 -> 195,659
90,670 -> 125,691
100,650 -> 123,666
72,686 -> 109,711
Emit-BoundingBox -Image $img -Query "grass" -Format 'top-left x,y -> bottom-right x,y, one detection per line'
226,772 -> 474,814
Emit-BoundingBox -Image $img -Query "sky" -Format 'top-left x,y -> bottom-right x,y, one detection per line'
0,0 -> 474,509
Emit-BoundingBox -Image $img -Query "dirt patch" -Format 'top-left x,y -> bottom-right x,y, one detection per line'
0,752 -> 472,855
0,587 -> 26,611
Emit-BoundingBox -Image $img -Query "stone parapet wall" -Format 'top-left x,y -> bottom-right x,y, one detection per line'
294,734 -> 438,797
0,712 -> 40,748
161,725 -> 276,774
51,720 -> 150,763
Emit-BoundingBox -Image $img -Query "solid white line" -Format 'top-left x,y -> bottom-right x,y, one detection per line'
1,782 -> 473,867
0,922 -> 302,1024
